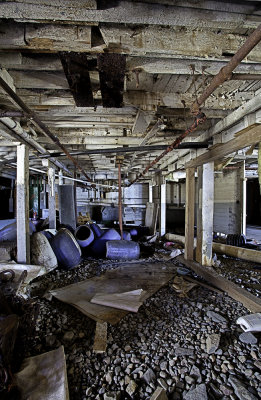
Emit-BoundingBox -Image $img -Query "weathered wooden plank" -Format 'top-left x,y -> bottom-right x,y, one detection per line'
0,1 -> 259,30
9,70 -> 69,89
212,242 -> 261,265
0,22 -> 93,52
186,125 -> 261,168
179,256 -> 261,313
184,167 -> 195,261
1,21 -> 261,62
100,25 -> 261,62
93,321 -> 107,353
50,262 -> 174,324
126,56 -> 261,75
123,91 -> 254,110
12,0 -> 97,8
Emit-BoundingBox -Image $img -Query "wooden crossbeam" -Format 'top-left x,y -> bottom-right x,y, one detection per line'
186,125 -> 261,168
179,256 -> 261,313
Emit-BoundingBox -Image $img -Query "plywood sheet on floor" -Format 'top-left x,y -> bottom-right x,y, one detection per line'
50,262 -> 174,325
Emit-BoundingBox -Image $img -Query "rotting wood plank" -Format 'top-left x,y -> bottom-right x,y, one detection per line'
93,321 -> 107,353
97,54 -> 126,108
178,256 -> 261,313
60,52 -> 94,107
186,125 -> 261,169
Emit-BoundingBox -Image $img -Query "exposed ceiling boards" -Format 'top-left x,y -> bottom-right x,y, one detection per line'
0,0 -> 261,182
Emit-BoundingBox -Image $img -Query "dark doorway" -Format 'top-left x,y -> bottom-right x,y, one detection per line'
246,178 -> 261,225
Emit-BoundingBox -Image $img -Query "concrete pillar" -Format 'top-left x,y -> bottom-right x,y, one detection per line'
16,144 -> 30,264
159,182 -> 166,236
149,182 -> 153,203
48,166 -> 56,229
58,184 -> 77,230
196,162 -> 214,266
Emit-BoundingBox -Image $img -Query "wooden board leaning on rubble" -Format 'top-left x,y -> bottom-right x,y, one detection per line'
50,262 -> 175,325
178,256 -> 261,313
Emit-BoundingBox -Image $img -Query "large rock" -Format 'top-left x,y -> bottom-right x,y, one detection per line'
239,332 -> 257,345
143,368 -> 156,384
183,383 -> 208,400
175,347 -> 194,356
150,387 -> 168,400
206,333 -> 221,354
206,311 -> 227,323
228,376 -> 258,400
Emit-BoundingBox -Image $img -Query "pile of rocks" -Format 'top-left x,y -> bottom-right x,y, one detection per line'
15,257 -> 261,399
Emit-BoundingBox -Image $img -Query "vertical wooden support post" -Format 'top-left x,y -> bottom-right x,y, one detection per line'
184,167 -> 195,260
149,182 -> 153,203
48,166 -> 56,229
16,144 -> 30,264
159,182 -> 166,236
197,162 -> 214,266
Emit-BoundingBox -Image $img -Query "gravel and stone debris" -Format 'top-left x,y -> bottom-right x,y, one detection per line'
12,255 -> 261,400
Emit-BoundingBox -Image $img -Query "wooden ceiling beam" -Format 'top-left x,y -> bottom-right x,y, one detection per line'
0,1 -> 259,30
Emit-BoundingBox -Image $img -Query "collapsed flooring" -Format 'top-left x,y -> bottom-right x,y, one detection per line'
4,251 -> 261,400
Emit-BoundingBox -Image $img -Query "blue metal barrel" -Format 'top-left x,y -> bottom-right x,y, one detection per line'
90,223 -> 103,238
106,240 -> 140,260
50,228 -> 82,269
90,228 -> 121,256
74,225 -> 94,248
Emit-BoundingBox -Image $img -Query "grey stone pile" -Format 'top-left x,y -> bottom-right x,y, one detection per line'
16,257 -> 261,400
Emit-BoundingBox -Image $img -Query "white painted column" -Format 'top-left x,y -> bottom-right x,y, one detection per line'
48,166 -> 56,229
149,182 -> 153,203
159,182 -> 166,236
197,162 -> 214,266
16,144 -> 30,264
184,167 -> 195,260
58,169 -> 64,185
240,161 -> 247,236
